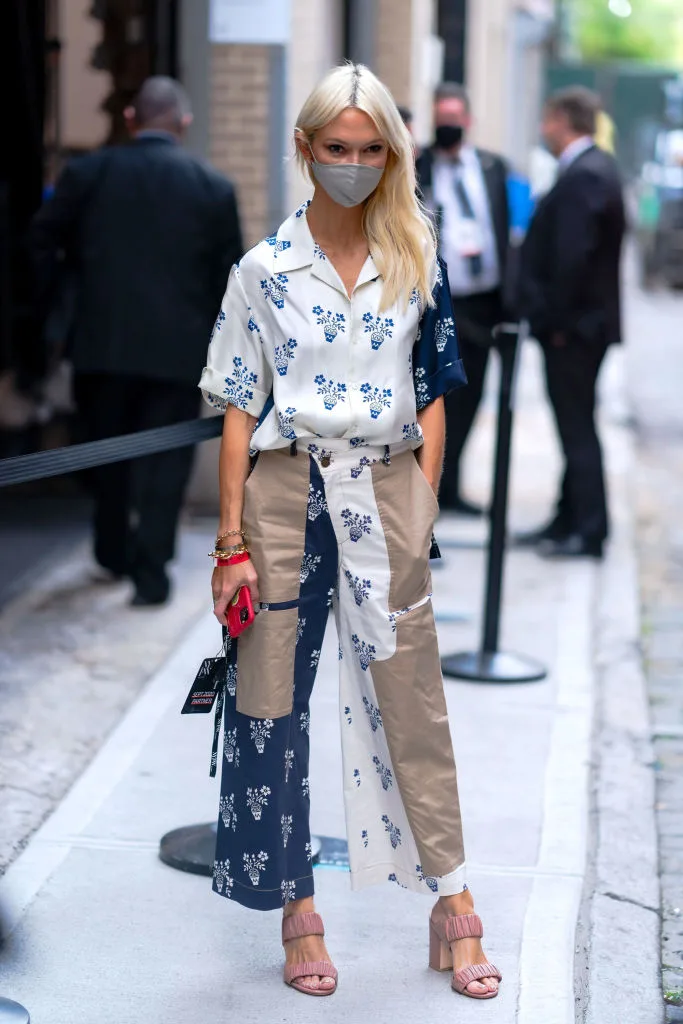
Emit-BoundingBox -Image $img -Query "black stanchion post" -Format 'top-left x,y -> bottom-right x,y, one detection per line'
441,323 -> 547,684
0,998 -> 30,1022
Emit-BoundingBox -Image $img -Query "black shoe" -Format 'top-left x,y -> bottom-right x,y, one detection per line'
440,495 -> 485,517
130,590 -> 170,608
512,522 -> 567,548
130,566 -> 171,607
537,534 -> 604,560
91,567 -> 127,584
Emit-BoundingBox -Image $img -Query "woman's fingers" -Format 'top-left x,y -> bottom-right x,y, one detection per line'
213,597 -> 229,626
211,562 -> 260,624
246,570 -> 260,607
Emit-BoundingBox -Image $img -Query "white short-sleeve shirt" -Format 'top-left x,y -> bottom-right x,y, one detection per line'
199,202 -> 465,451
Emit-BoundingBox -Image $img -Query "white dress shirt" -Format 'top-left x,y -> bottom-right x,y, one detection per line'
558,136 -> 594,172
432,145 -> 500,297
199,202 -> 466,451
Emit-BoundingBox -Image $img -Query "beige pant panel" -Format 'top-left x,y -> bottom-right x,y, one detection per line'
370,600 -> 465,878
236,450 -> 309,719
370,451 -> 437,613
241,449 -> 310,602
236,606 -> 299,719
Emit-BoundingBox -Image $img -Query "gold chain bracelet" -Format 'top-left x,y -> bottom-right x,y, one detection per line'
208,544 -> 249,559
216,528 -> 245,545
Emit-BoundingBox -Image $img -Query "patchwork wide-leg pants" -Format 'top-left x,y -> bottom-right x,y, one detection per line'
213,441 -> 467,910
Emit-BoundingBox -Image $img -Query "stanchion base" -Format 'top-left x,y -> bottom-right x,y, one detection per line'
441,650 -> 547,684
159,822 -> 217,876
0,998 -> 30,1023
159,824 -> 322,876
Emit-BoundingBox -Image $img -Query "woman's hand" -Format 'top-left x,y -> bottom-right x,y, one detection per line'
212,559 -> 260,627
419,467 -> 439,497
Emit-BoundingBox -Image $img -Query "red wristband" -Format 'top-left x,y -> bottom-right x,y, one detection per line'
216,552 -> 250,567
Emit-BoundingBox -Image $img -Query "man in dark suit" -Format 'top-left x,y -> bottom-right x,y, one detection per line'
30,77 -> 242,604
518,86 -> 625,559
417,82 -> 510,515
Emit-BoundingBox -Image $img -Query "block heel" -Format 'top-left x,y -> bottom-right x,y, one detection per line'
429,908 -> 502,999
429,920 -> 453,972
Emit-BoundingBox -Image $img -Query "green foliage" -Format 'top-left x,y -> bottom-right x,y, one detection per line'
574,0 -> 683,65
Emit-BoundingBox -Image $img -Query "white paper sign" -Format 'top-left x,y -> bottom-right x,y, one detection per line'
209,0 -> 291,45
453,220 -> 485,257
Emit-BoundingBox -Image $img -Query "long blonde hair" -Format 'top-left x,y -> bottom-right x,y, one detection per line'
295,63 -> 437,311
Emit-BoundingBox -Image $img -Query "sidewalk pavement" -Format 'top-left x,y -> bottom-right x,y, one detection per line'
0,343 -> 660,1024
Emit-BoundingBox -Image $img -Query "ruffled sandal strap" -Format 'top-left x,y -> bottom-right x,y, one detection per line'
284,960 -> 338,985
442,912 -> 484,943
282,911 -> 325,943
453,961 -> 502,993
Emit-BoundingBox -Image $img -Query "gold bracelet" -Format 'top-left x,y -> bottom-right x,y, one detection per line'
216,528 -> 245,544
208,545 -> 249,559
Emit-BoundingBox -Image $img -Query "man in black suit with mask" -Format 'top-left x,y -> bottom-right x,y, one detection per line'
31,77 -> 243,604
518,86 -> 625,559
416,82 -> 510,515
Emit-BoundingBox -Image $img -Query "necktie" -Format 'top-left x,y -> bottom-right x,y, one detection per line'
453,168 -> 483,278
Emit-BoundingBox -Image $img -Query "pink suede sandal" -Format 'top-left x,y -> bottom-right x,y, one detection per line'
282,911 -> 338,997
429,911 -> 502,999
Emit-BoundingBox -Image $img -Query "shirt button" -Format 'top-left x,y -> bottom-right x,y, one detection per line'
320,455 -> 331,468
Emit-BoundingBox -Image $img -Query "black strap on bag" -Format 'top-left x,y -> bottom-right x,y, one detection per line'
180,632 -> 232,776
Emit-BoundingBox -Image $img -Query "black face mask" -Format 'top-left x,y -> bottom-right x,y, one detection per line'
435,124 -> 464,150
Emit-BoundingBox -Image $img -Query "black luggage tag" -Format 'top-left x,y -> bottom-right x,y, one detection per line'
181,656 -> 226,715
182,631 -> 234,777
429,533 -> 442,560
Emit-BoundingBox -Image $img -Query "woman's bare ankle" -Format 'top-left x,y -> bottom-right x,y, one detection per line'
283,895 -> 315,918
438,888 -> 475,915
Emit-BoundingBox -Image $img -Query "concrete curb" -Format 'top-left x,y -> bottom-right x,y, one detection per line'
576,386 -> 662,1022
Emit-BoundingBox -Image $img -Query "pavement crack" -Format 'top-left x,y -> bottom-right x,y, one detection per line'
600,890 -> 660,915
0,783 -> 49,800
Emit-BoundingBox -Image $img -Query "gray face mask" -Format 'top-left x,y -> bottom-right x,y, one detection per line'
310,160 -> 384,208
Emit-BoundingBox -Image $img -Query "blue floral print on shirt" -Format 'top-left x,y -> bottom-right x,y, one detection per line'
412,256 -> 467,411
277,406 -> 297,440
360,383 -> 392,419
265,236 -> 292,253
260,274 -> 289,309
362,313 -> 394,351
223,356 -> 258,410
314,374 -> 347,410
273,338 -> 297,376
312,306 -> 346,344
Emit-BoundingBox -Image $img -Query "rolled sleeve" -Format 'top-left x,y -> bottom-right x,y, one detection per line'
199,264 -> 271,417
412,257 -> 467,411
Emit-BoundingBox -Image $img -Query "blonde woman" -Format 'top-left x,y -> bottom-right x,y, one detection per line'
200,63 -> 502,1001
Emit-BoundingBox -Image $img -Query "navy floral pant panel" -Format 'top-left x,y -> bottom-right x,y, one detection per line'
213,459 -> 337,910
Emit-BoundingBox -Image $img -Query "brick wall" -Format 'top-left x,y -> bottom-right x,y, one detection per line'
209,44 -> 271,249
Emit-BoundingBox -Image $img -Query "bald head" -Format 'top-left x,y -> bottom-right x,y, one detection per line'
127,76 -> 192,136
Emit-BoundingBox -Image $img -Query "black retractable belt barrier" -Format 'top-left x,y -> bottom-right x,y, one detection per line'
0,416 -> 223,489
441,322 -> 547,684
0,998 -> 30,1022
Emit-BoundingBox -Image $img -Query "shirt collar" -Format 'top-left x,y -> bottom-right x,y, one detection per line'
558,136 -> 594,170
434,143 -> 476,169
270,201 -> 380,296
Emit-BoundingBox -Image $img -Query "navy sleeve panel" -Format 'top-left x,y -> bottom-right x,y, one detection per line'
412,257 -> 468,411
